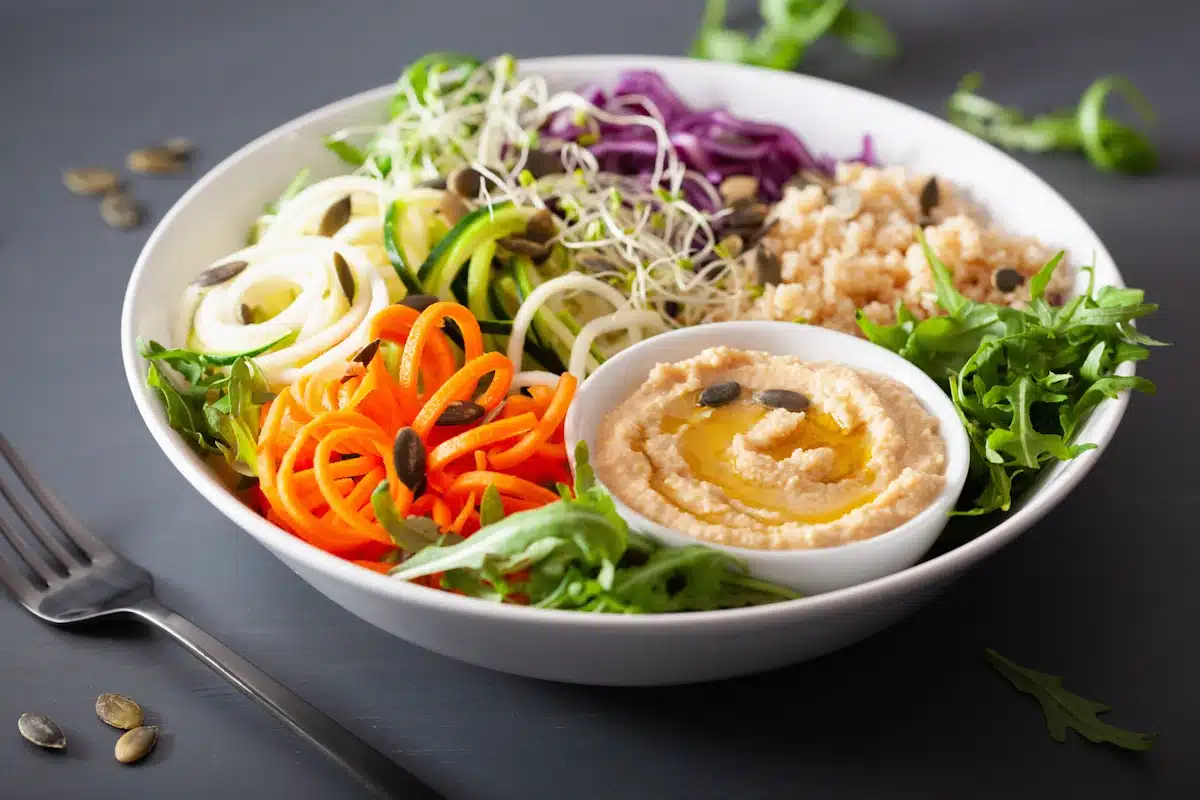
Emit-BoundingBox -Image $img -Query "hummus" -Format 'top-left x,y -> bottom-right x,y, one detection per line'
594,347 -> 946,549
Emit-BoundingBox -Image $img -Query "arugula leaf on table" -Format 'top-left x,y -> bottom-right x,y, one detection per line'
859,231 -> 1163,515
388,443 -> 799,612
985,649 -> 1157,751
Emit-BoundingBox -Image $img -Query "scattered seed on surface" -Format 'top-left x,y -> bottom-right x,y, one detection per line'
127,147 -> 184,175
63,167 -> 120,196
439,191 -> 470,226
115,726 -> 158,764
719,175 -> 759,206
448,166 -> 482,199
523,209 -> 558,243
351,338 -> 381,366
698,381 -> 742,408
191,259 -> 248,287
318,195 -> 352,237
95,694 -> 143,731
400,294 -> 439,312
755,389 -> 811,412
18,713 -> 65,750
392,428 -> 426,491
919,176 -> 940,218
100,192 -> 143,229
752,247 -> 782,286
435,400 -> 486,427
992,267 -> 1025,292
164,137 -> 195,160
829,186 -> 863,219
334,253 -> 355,303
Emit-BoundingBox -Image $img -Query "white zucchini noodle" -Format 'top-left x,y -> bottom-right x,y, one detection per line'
509,371 -> 562,391
568,311 -> 665,381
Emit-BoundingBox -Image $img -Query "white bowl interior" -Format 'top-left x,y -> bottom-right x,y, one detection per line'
119,56 -> 1133,685
563,321 -> 971,595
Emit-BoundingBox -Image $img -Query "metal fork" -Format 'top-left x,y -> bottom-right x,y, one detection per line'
0,434 -> 441,800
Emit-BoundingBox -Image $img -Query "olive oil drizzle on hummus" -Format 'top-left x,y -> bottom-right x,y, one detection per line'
655,397 -> 877,525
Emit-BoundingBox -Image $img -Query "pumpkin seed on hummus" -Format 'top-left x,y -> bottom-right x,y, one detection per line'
594,347 -> 947,550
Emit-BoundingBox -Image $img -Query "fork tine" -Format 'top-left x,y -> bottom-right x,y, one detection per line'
0,513 -> 58,584
0,435 -> 107,561
0,471 -> 83,571
0,549 -> 40,602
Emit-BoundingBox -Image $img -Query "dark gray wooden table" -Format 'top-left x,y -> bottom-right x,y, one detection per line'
1,0 -> 1196,797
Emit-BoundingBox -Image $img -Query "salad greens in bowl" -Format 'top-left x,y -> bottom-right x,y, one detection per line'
121,54 -> 1159,685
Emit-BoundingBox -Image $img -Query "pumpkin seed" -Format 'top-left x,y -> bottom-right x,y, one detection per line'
114,726 -> 158,764
719,175 -> 759,206
919,176 -> 940,218
524,209 -> 558,243
755,389 -> 811,412
698,381 -> 741,408
192,259 -> 248,287
334,253 -> 355,303
351,338 -> 381,366
392,427 -> 426,491
164,137 -> 195,160
318,195 -> 352,237
435,400 -> 486,427
95,693 -> 143,730
18,713 -> 65,750
439,191 -> 470,225
578,254 -> 618,273
127,147 -> 183,175
448,166 -> 482,199
238,303 -> 253,325
722,203 -> 768,232
752,247 -> 783,286
497,236 -> 551,261
664,300 -> 682,318
992,267 -> 1025,293
63,167 -> 119,196
100,191 -> 142,229
524,149 -> 564,178
829,186 -> 863,219
400,294 -> 439,312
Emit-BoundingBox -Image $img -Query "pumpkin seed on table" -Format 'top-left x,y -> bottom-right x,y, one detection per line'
100,191 -> 143,230
115,725 -> 158,765
318,195 -> 352,237
164,137 -> 195,160
191,259 -> 248,288
63,167 -> 120,196
435,400 -> 486,427
95,693 -> 143,730
755,389 -> 811,412
18,713 -> 65,750
127,146 -> 184,175
392,427 -> 426,491
698,381 -> 741,407
400,294 -> 439,312
334,252 -> 355,303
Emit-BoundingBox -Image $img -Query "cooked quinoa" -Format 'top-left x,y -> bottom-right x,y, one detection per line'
753,163 -> 1073,336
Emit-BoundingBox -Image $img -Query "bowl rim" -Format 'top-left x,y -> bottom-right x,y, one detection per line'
120,54 -> 1132,630
563,320 -> 972,560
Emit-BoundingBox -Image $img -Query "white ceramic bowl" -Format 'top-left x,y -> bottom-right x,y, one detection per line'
120,55 -> 1134,686
563,321 -> 971,595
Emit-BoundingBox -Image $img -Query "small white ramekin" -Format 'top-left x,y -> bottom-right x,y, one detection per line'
564,321 -> 971,595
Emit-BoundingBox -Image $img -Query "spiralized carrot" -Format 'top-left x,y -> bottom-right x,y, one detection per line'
253,300 -> 576,572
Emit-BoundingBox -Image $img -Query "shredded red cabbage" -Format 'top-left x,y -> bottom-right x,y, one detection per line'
546,70 -> 876,211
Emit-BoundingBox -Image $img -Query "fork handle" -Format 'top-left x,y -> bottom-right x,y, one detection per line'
128,599 -> 441,799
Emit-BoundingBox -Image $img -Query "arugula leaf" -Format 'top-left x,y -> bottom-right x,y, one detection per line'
323,135 -> 367,166
389,444 -> 799,612
859,230 -> 1164,515
985,649 -> 1157,751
